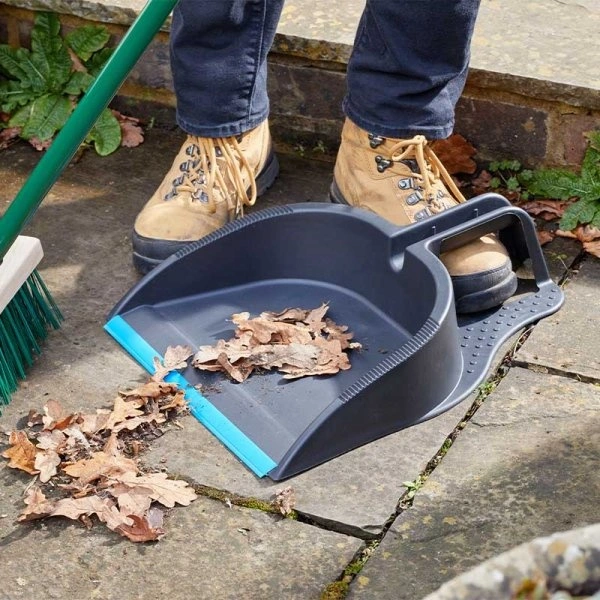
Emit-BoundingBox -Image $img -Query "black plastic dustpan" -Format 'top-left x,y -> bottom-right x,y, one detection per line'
106,194 -> 563,480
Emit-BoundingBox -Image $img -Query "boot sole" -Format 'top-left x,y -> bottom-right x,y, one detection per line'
330,178 -> 518,314
132,152 -> 280,275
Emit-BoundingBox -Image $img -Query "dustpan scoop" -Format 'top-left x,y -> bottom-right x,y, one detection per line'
106,194 -> 563,480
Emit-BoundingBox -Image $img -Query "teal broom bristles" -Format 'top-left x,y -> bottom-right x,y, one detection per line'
0,240 -> 62,408
0,269 -> 62,406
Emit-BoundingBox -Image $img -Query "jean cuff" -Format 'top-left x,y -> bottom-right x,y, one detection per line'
176,111 -> 270,138
344,99 -> 454,141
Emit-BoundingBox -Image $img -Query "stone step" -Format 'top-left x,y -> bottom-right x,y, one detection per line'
1,0 -> 599,167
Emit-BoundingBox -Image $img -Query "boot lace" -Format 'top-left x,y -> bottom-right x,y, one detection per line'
165,135 -> 257,218
386,135 -> 466,214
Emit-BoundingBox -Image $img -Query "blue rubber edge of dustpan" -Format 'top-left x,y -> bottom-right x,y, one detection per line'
104,316 -> 277,476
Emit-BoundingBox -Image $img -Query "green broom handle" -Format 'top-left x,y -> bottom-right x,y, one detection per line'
0,0 -> 179,259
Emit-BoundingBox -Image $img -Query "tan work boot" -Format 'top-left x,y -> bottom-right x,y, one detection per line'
133,120 -> 279,273
330,118 -> 517,313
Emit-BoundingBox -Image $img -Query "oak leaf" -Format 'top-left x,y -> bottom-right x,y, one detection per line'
111,413 -> 166,433
112,110 -> 144,148
109,482 -> 153,517
50,496 -> 133,530
18,487 -> 55,521
430,134 -> 477,175
63,451 -> 137,484
36,429 -> 66,452
116,514 -> 165,543
583,239 -> 600,258
121,381 -> 179,400
152,345 -> 194,382
103,396 -> 145,431
112,471 -> 197,508
34,449 -> 61,483
192,305 -> 360,382
77,409 -> 111,434
42,399 -> 76,431
2,431 -> 39,475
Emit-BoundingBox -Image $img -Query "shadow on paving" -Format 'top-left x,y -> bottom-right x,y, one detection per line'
348,366 -> 600,599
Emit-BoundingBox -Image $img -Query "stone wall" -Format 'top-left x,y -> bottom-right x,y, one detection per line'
1,3 -> 599,167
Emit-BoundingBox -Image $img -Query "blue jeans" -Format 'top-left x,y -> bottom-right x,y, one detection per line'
171,0 -> 480,139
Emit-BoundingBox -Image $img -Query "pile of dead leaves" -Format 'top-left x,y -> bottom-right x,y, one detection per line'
191,304 -> 362,382
1,381 -> 196,542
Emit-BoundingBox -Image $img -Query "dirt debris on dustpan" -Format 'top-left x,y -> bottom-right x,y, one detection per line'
192,303 -> 362,383
1,380 -> 195,543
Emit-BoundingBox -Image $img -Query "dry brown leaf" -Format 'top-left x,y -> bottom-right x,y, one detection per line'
430,134 -> 477,175
62,425 -> 91,452
164,345 -> 194,370
273,487 -> 296,516
63,451 -> 137,485
563,225 -> 600,243
50,496 -> 133,530
470,169 -> 492,194
193,305 -> 360,382
520,199 -> 568,221
2,431 -> 39,475
56,480 -> 97,499
152,345 -> 194,382
116,514 -> 165,543
160,391 -> 188,412
112,413 -> 166,433
103,396 -> 145,431
233,313 -> 312,345
29,137 -> 52,151
103,432 -> 120,456
216,352 -> 251,383
583,239 -> 600,258
34,449 -> 61,483
78,410 -> 111,434
18,487 -> 55,521
537,230 -> 555,246
36,429 -> 66,452
121,381 -> 179,400
0,126 -> 20,151
113,471 -> 197,508
67,48 -> 87,73
42,400 -> 76,431
109,482 -> 153,517
112,110 -> 145,148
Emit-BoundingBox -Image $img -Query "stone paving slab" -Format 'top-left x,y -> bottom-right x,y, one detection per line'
143,404 -> 467,539
348,366 -> 600,599
0,129 -> 579,542
0,469 -> 360,599
514,256 -> 600,381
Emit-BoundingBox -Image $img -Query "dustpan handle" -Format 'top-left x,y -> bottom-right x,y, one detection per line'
0,0 -> 178,259
395,194 -> 553,288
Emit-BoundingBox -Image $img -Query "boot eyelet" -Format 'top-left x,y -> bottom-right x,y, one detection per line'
405,191 -> 423,206
414,208 -> 431,221
375,155 -> 392,173
398,178 -> 415,191
368,133 -> 384,148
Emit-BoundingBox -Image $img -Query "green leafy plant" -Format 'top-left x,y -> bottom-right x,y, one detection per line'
0,12 -> 121,155
520,132 -> 600,231
487,159 -> 532,200
402,474 -> 426,500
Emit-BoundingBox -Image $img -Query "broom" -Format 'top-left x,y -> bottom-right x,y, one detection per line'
0,0 -> 177,408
